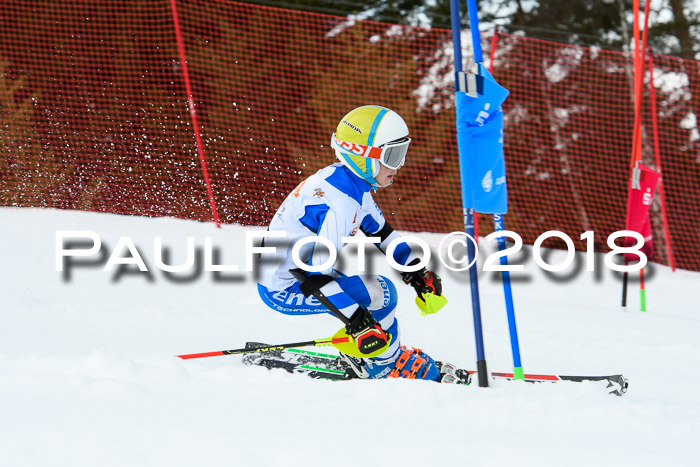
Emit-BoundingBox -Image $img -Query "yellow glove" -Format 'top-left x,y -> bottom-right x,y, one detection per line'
415,292 -> 448,316
329,327 -> 392,359
401,262 -> 447,315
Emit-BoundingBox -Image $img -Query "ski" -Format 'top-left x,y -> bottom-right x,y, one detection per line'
242,343 -> 353,381
488,372 -> 628,396
241,342 -> 627,395
241,342 -> 470,384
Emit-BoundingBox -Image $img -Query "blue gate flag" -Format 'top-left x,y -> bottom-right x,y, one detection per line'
456,63 -> 509,214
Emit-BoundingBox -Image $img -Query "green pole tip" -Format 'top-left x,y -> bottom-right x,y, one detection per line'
640,289 -> 647,312
513,366 -> 525,380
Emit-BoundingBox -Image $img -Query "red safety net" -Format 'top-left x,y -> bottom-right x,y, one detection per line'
1,1 -> 698,270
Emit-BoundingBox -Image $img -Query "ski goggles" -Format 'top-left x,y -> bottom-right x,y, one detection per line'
331,134 -> 411,170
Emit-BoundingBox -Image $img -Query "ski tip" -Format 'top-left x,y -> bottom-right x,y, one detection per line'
610,375 -> 629,396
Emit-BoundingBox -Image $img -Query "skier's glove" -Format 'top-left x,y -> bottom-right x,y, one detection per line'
401,260 -> 443,299
401,259 -> 447,315
345,306 -> 389,355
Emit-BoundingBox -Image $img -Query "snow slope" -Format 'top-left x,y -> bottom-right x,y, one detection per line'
1,207 -> 699,467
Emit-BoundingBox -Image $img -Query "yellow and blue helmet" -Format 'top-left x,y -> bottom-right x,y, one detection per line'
330,105 -> 410,188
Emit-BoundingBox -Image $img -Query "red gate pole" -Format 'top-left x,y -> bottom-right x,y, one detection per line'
647,51 -> 676,271
629,0 -> 651,169
169,0 -> 221,227
622,0 -> 651,311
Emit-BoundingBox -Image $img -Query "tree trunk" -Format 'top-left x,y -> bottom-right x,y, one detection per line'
668,0 -> 695,59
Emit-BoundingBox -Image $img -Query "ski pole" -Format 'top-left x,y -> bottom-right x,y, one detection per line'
288,268 -> 351,325
177,336 -> 351,360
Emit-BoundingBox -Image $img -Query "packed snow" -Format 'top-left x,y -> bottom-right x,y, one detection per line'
1,207 -> 699,466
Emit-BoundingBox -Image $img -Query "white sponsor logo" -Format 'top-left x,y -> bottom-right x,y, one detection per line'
482,170 -> 493,193
373,366 -> 393,379
476,103 -> 491,124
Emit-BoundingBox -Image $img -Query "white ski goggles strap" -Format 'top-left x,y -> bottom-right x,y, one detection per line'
331,134 -> 410,170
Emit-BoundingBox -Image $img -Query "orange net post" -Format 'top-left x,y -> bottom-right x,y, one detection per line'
168,0 -> 221,226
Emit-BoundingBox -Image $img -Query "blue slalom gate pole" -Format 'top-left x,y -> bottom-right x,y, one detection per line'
466,208 -> 489,386
493,214 -> 523,379
451,0 -> 489,388
464,0 -> 524,380
466,0 -> 483,63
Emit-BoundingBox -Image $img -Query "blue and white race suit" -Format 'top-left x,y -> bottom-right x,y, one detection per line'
257,163 -> 419,360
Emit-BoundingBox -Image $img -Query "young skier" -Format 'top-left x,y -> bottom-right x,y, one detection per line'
257,105 -> 449,381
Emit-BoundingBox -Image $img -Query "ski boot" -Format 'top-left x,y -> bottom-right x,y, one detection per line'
340,345 -> 441,381
436,361 -> 472,385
